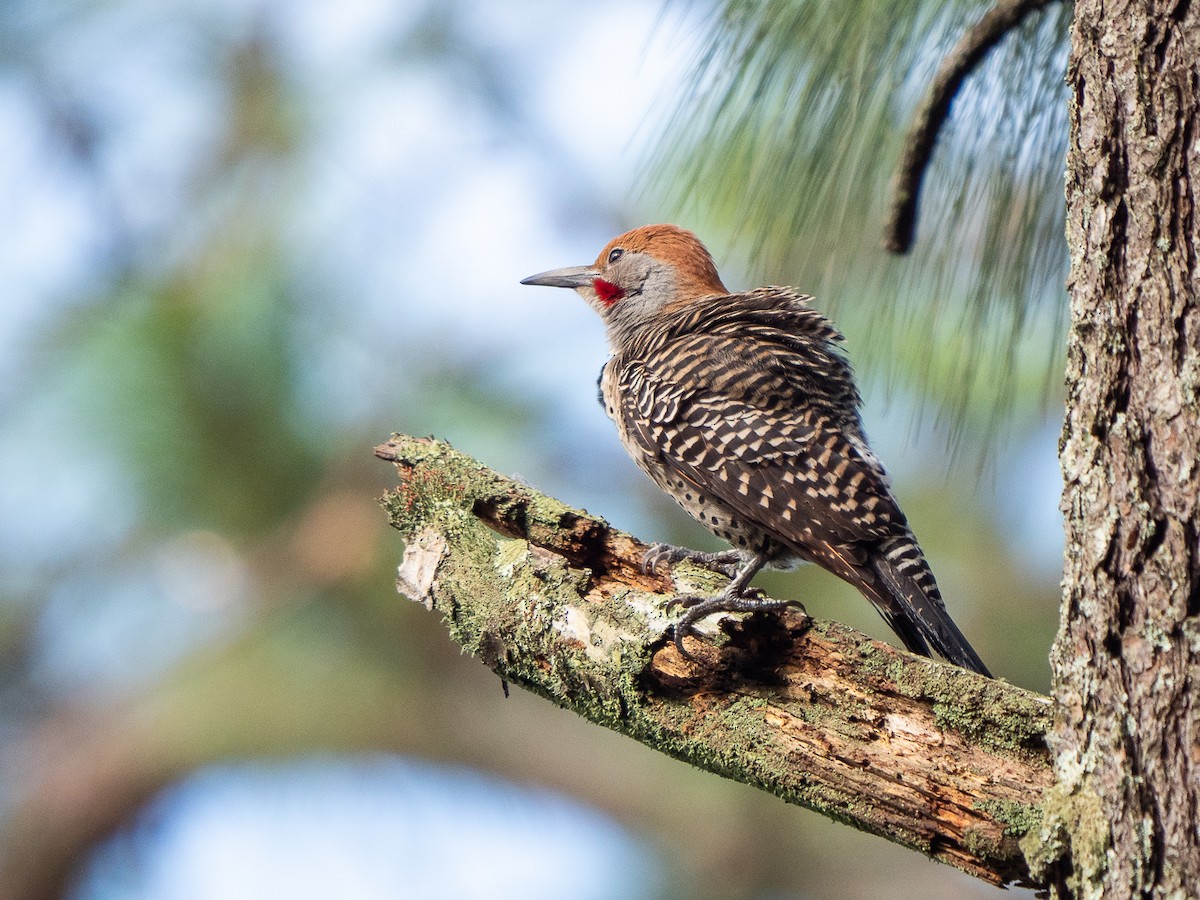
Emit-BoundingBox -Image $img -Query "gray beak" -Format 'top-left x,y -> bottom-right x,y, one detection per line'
520,265 -> 597,289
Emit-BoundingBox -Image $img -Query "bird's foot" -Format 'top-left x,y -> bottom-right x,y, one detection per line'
666,590 -> 802,660
641,543 -> 742,579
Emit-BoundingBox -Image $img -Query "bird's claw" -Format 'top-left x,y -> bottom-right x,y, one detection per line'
641,543 -> 742,578
666,593 -> 801,660
664,593 -> 700,613
640,543 -> 675,575
664,587 -> 766,613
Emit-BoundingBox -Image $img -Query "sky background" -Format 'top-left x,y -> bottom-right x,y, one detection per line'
1,1 -> 1066,897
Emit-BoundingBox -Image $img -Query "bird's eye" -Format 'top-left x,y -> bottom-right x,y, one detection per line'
607,248 -> 624,264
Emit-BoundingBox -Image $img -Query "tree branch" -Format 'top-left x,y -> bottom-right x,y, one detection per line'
883,0 -> 1058,254
375,434 -> 1054,889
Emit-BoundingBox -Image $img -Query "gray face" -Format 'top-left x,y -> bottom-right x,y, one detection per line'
522,250 -> 678,350
599,250 -> 679,317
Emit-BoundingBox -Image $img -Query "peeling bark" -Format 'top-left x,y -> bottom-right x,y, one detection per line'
376,434 -> 1054,888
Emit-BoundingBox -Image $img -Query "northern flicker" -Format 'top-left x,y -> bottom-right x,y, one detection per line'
522,224 -> 991,676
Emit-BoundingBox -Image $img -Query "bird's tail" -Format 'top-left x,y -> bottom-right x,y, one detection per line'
861,536 -> 992,677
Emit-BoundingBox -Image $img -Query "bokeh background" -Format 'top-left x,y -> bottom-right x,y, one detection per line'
1,1 -> 1069,897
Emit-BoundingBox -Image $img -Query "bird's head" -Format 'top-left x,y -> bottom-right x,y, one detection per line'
521,224 -> 727,347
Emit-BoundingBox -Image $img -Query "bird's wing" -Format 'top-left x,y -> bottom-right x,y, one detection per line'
617,336 -> 907,562
616,333 -> 993,675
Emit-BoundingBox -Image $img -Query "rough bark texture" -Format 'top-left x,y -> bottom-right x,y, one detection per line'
376,434 -> 1055,888
1046,2 -> 1200,896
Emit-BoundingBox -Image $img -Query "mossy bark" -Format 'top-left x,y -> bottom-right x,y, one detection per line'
377,434 -> 1054,888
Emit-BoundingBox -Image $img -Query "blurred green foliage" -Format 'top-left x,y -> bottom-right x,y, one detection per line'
0,2 -> 1063,898
652,0 -> 1071,437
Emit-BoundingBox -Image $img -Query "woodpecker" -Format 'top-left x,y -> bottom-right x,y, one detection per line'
522,224 -> 991,676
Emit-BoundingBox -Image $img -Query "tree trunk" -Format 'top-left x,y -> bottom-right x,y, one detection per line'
1050,1 -> 1200,895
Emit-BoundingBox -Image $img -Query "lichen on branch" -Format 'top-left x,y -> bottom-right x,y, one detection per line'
376,433 -> 1054,888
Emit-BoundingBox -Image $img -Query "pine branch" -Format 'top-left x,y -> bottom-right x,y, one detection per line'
883,0 -> 1060,253
375,433 -> 1054,889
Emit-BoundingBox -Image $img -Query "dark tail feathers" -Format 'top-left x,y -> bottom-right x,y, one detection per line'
865,540 -> 992,678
